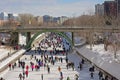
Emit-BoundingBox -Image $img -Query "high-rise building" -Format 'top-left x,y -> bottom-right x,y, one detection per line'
8,13 -> 18,21
0,12 -> 18,21
104,1 -> 117,17
0,12 -> 19,26
0,12 -> 8,20
116,0 -> 120,16
36,16 -> 43,24
13,14 -> 18,21
59,16 -> 68,24
8,13 -> 14,20
53,17 -> 59,23
95,4 -> 104,16
43,15 -> 52,23
42,15 -> 68,24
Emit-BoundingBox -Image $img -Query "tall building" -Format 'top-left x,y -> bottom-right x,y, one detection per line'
0,12 -> 8,20
42,15 -> 68,24
104,1 -> 117,17
36,16 -> 43,24
8,13 -> 14,20
53,17 -> 59,23
59,16 -> 68,24
116,0 -> 120,16
0,12 -> 18,21
43,15 -> 52,23
95,4 -> 104,16
8,13 -> 18,21
0,12 -> 19,26
13,14 -> 18,21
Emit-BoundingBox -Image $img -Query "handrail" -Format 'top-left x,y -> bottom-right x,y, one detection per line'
0,26 -> 119,33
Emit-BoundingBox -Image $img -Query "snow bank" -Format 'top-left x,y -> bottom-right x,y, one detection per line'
76,46 -> 120,80
0,49 -> 26,77
74,37 -> 86,47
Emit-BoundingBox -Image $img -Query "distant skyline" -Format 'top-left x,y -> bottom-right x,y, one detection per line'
0,0 -> 107,17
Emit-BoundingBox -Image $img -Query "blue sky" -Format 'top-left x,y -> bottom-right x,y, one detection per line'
0,0 -> 105,17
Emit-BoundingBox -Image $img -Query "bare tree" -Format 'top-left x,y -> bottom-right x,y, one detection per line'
18,13 -> 37,27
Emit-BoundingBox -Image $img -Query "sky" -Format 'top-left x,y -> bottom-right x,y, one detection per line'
0,0 -> 105,17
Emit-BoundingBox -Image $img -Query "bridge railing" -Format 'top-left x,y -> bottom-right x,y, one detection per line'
0,25 -> 120,33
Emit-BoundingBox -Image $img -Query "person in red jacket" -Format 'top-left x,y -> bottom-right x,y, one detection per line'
8,63 -> 11,70
25,70 -> 28,77
26,65 -> 29,71
35,64 -> 38,71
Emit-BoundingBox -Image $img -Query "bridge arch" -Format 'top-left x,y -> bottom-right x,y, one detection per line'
26,30 -> 73,49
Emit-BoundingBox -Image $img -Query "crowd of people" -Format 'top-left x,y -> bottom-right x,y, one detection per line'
4,32 -> 74,80
0,32 -> 117,80
33,32 -> 71,55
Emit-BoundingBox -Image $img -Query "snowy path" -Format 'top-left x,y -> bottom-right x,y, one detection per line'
3,51 -> 99,80
68,53 -> 99,80
0,47 -> 15,61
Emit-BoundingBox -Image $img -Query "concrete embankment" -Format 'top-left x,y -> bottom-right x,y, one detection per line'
0,49 -> 26,77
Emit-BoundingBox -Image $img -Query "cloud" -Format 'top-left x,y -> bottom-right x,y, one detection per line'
0,0 -> 100,17
30,0 -> 96,16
